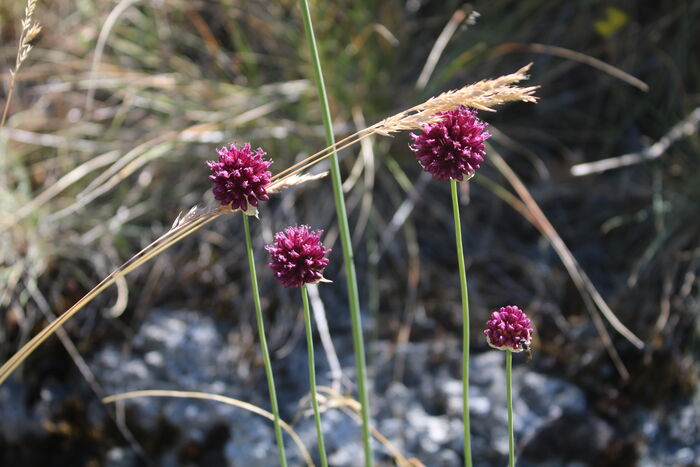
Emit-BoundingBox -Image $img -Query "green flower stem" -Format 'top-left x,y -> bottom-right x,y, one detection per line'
451,179 -> 472,467
297,1 -> 373,465
242,215 -> 287,467
301,285 -> 329,467
506,350 -> 514,467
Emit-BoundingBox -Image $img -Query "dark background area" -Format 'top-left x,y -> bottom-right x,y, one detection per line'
1,0 -> 699,465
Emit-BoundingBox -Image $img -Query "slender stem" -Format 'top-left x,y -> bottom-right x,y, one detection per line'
301,285 -> 329,467
506,350 -> 514,467
451,179 -> 472,467
271,131 -> 376,188
103,390 -> 314,467
243,215 -> 287,467
297,1 -> 373,465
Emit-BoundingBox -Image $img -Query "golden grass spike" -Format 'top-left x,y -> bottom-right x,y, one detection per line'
271,64 -> 537,188
1,0 -> 42,129
267,171 -> 328,194
103,390 -> 313,467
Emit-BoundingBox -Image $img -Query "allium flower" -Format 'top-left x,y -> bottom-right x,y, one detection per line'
410,107 -> 490,181
266,225 -> 331,288
207,142 -> 272,212
484,305 -> 533,352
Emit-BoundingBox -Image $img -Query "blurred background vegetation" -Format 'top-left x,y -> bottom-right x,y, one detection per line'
1,0 -> 699,465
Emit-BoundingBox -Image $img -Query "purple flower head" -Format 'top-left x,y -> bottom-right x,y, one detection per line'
207,142 -> 272,212
410,107 -> 490,181
484,305 -> 533,352
266,225 -> 331,289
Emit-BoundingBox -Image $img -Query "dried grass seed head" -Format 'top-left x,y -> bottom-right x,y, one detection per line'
374,63 -> 538,136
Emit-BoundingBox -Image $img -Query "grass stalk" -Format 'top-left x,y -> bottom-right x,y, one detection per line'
451,179 -> 472,467
506,350 -> 514,467
103,390 -> 312,467
0,209 -> 222,385
301,285 -> 329,467
297,1 -> 373,464
242,215 -> 287,467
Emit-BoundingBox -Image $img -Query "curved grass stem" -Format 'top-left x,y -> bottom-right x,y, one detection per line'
103,390 -> 313,467
0,209 -> 222,385
451,179 -> 472,467
297,1 -> 373,464
302,285 -> 329,467
243,215 -> 287,467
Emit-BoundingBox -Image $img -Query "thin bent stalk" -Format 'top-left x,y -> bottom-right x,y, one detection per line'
315,386 -> 416,467
487,144 -> 642,373
103,390 -> 313,467
243,215 -> 288,467
0,208 -> 222,385
301,285 -> 329,467
297,1 -> 373,464
451,179 -> 472,467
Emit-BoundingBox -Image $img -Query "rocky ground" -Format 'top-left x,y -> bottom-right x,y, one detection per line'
3,309 -> 696,466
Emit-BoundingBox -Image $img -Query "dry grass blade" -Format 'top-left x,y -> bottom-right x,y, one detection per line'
474,173 -> 631,379
0,150 -> 121,231
0,208 -> 224,385
0,166 -> 327,385
102,389 -> 313,467
84,0 -> 142,116
415,5 -> 479,90
267,171 -> 328,194
497,43 -> 649,92
0,127 -> 108,151
487,145 -> 643,377
571,106 -> 700,176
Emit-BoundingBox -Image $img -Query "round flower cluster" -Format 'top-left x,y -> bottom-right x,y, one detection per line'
207,142 -> 272,212
484,305 -> 533,352
266,225 -> 331,289
410,107 -> 490,181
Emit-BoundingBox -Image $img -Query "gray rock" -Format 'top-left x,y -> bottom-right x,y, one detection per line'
90,309 -> 306,466
638,397 -> 700,466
